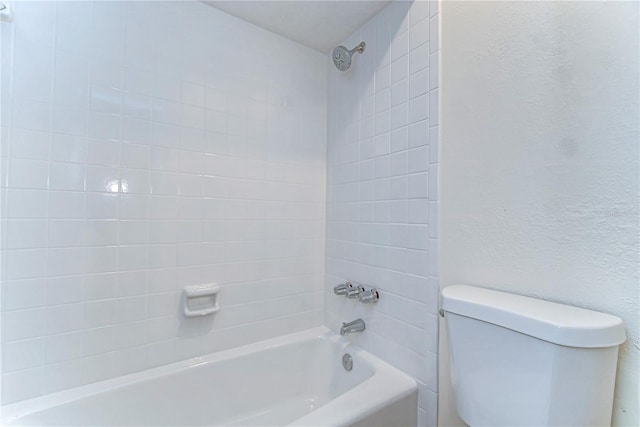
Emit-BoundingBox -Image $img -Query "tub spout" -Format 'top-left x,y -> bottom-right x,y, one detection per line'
340,318 -> 365,335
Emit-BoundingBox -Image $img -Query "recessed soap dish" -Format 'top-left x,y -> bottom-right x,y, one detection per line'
183,283 -> 220,317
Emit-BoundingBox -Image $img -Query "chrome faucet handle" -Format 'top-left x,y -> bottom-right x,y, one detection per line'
358,288 -> 379,303
334,282 -> 352,295
346,285 -> 365,299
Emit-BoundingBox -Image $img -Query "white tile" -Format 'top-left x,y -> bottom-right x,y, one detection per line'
389,151 -> 408,176
121,194 -> 150,219
408,147 -> 430,173
409,93 -> 429,123
409,18 -> 429,51
149,245 -> 177,269
91,61 -> 123,90
45,331 -> 84,364
1,367 -> 43,404
84,246 -> 118,274
12,99 -> 51,132
123,117 -> 152,145
409,119 -> 429,148
87,138 -> 120,166
2,278 -> 46,310
5,249 -> 48,280
10,129 -> 50,161
85,220 -> 118,246
9,158 -> 49,189
116,296 -> 147,323
429,14 -> 439,53
49,162 -> 86,191
390,103 -> 408,130
6,189 -> 47,219
123,93 -> 153,120
152,123 -> 180,149
49,220 -> 85,247
52,105 -> 88,136
44,304 -> 83,336
89,112 -> 121,140
429,51 -> 439,89
86,166 -> 119,193
5,220 -> 48,249
47,247 -> 86,277
429,125 -> 439,163
429,0 -> 439,17
56,1 -> 93,55
13,41 -> 53,104
83,300 -> 117,329
390,127 -> 408,153
53,51 -> 90,108
390,31 -> 409,63
51,134 -> 88,163
408,199 -> 429,224
410,69 -> 429,99
153,99 -> 181,126
82,326 -> 118,355
429,88 -> 439,126
120,169 -> 150,194
84,273 -> 118,301
390,55 -> 408,85
182,81 -> 205,107
119,220 -> 149,245
47,276 -> 84,306
43,359 -> 85,394
125,67 -> 154,96
429,201 -> 439,238
3,338 -> 46,372
118,245 -> 149,271
410,43 -> 429,76
13,0 -> 56,47
86,192 -> 119,220
410,1 -> 430,27
91,86 -> 122,115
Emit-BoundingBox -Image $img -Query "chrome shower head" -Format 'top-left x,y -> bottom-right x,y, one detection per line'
332,42 -> 366,72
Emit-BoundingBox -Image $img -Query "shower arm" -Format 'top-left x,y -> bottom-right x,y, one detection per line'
350,42 -> 366,55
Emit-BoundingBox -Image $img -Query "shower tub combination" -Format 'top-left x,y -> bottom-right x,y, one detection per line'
2,328 -> 417,427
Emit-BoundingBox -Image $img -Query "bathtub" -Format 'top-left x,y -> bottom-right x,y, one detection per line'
2,327 -> 417,426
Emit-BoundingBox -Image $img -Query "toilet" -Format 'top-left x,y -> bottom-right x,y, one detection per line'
441,285 -> 626,427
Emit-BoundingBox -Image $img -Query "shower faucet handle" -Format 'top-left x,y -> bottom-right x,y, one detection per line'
346,284 -> 365,299
334,282 -> 353,295
358,288 -> 379,303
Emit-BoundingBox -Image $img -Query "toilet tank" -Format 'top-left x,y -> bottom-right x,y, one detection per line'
441,285 -> 626,427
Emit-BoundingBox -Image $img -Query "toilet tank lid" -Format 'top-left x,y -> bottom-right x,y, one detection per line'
441,285 -> 626,348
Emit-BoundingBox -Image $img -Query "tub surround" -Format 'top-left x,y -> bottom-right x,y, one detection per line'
0,0 -> 326,404
325,2 -> 440,426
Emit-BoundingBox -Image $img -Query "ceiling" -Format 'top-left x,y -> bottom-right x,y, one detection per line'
203,1 -> 392,53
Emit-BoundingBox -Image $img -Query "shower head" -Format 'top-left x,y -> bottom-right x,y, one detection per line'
332,42 -> 366,72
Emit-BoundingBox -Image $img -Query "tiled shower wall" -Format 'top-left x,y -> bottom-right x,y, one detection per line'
324,2 -> 440,426
0,1 -> 326,403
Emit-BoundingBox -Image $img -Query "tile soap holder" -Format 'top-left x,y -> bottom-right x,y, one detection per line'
183,283 -> 220,317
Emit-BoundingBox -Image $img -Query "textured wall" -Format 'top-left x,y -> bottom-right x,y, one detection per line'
325,2 -> 440,426
440,2 -> 639,426
0,0 -> 326,403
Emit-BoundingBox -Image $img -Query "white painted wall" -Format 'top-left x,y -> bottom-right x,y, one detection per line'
325,2 -> 440,426
0,0 -> 326,404
439,1 -> 639,426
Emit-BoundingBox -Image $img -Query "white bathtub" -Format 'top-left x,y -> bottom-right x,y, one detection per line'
2,327 -> 417,427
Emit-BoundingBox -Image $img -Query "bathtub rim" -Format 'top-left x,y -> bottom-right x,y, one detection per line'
2,326 -> 417,426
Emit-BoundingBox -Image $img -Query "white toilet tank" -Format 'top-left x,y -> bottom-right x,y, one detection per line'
441,285 -> 626,427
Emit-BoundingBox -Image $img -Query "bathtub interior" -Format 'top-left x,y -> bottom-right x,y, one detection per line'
3,331 -> 376,426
